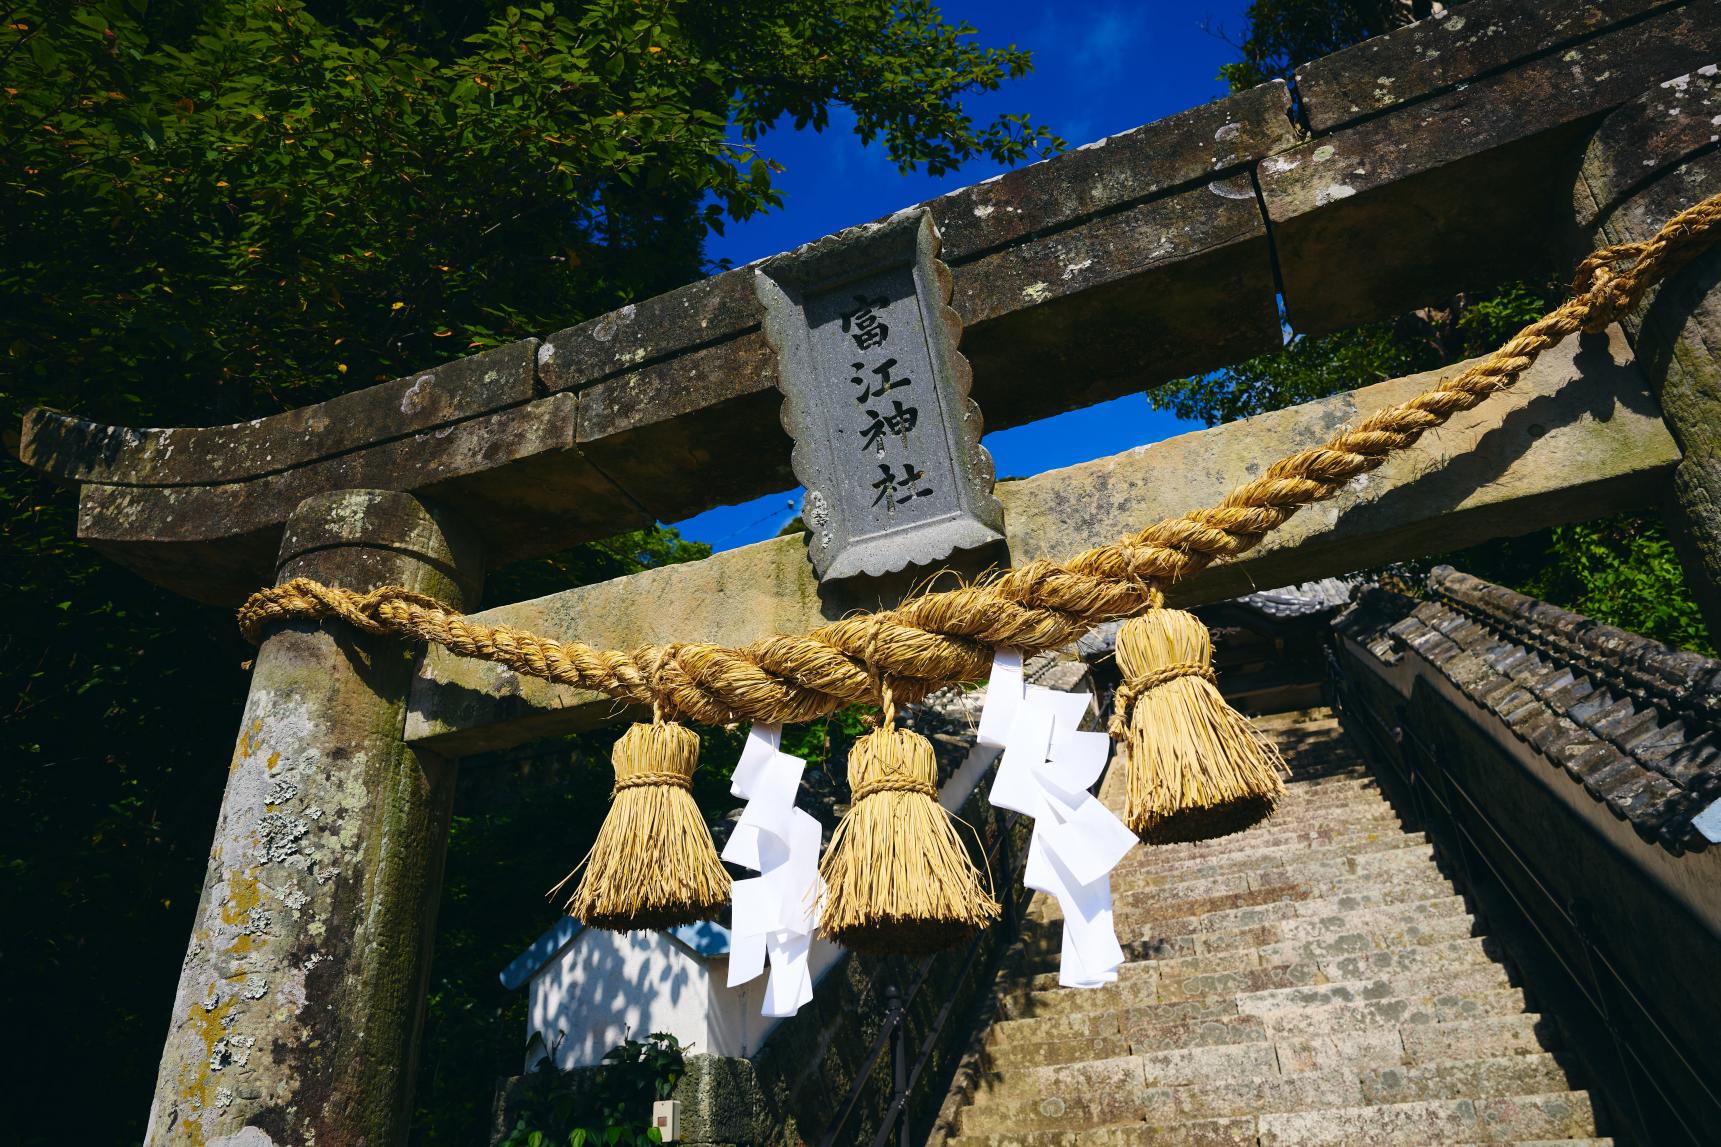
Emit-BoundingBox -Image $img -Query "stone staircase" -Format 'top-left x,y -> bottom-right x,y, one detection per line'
942,708 -> 1612,1147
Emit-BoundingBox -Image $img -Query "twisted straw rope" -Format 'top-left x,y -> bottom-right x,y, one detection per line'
852,775 -> 940,801
239,192 -> 1721,727
613,771 -> 693,793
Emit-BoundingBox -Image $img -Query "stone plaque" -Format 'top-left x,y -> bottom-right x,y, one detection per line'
755,209 -> 1003,581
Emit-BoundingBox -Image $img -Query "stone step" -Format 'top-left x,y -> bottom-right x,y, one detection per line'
1127,821 -> 1413,864
1061,902 -> 1477,970
961,1069 -> 1358,1135
1462,1141 -> 1614,1146
1159,807 -> 1397,842
1249,909 -> 1476,964
984,1032 -> 1131,1069
1358,1053 -> 1578,1106
1023,877 -> 1460,961
1115,827 -> 1418,881
1144,842 -> 1444,902
1100,849 -> 1448,917
1255,987 -> 1529,1040
990,984 -> 1527,1068
1265,774 -> 1389,799
1208,792 -> 1397,825
1183,896 -> 1470,952
1255,1092 -> 1599,1145
1116,826 -> 1412,879
1277,1013 -> 1568,1078
970,1054 -> 1146,1110
1181,1054 -> 1575,1127
1101,863 -> 1452,925
1323,935 -> 1508,984
1012,929 -> 1502,996
1146,782 -> 1382,821
979,1013 -> 1567,1107
1008,903 -> 1477,1018
1115,883 -> 1464,943
1400,1013 -> 1566,1063
948,1118 -> 1256,1147
1152,958 -> 1509,1018
1121,779 -> 1392,814
1117,800 -> 1403,848
1233,972 -> 1519,1017
1141,1067 -> 1364,1126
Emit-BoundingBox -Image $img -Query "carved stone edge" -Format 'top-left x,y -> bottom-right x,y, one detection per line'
754,208 -> 1004,581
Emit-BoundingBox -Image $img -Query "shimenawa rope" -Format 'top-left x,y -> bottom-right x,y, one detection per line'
238,192 -> 1721,726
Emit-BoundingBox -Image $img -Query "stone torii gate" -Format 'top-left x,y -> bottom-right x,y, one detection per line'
18,2 -> 1721,1142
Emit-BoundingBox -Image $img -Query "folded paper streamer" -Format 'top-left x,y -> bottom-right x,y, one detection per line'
978,650 -> 1136,987
723,724 -> 822,1017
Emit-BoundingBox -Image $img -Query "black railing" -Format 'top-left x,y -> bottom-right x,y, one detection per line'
1324,646 -> 1721,1147
818,804 -> 1029,1147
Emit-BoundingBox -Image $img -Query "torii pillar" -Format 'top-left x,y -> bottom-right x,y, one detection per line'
145,490 -> 482,1144
1576,68 -> 1721,635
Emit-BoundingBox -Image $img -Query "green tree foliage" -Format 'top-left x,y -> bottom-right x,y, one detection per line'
1165,0 -> 1713,654
1215,0 -> 1413,93
1,4 -> 1055,1143
496,1033 -> 684,1147
1152,283 -> 1549,426
4,0 -> 1057,419
1437,514 -> 1716,655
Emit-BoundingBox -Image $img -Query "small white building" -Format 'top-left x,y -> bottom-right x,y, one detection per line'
499,915 -> 845,1070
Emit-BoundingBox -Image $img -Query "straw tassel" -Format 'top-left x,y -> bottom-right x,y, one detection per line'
556,720 -> 731,931
1110,608 -> 1286,844
818,693 -> 1000,955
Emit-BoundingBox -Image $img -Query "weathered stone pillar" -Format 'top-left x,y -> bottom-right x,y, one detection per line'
146,490 -> 483,1146
1575,69 -> 1721,634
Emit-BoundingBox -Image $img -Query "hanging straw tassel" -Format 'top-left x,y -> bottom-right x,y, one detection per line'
818,694 -> 1000,955
1111,608 -> 1287,844
556,721 -> 730,931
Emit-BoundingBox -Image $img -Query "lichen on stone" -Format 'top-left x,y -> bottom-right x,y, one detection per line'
254,812 -> 310,863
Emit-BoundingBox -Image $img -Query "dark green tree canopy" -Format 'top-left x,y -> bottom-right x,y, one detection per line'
1216,0 -> 1431,93
3,0 -> 1059,426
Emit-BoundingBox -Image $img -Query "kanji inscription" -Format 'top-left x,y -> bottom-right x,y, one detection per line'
756,210 -> 1004,581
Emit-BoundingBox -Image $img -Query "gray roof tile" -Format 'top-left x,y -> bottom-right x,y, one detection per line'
1326,568 -> 1717,850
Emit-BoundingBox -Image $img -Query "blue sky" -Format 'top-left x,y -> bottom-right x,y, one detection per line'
674,0 -> 1256,550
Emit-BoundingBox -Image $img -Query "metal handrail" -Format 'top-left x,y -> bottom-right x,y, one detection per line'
1325,646 -> 1719,1147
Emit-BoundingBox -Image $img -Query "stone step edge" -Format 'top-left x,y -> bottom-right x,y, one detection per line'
974,1013 -> 1562,1091
948,1090 -> 1600,1147
988,965 -> 1520,1048
986,986 -> 1531,1066
957,1052 -> 1580,1130
1010,933 -> 1502,996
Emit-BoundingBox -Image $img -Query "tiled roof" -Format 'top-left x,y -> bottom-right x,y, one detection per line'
1235,576 -> 1358,619
1337,565 -> 1721,852
1078,579 -> 1359,661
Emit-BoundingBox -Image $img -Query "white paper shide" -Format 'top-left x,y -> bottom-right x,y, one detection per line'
723,724 -> 823,1016
977,649 -> 1136,987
